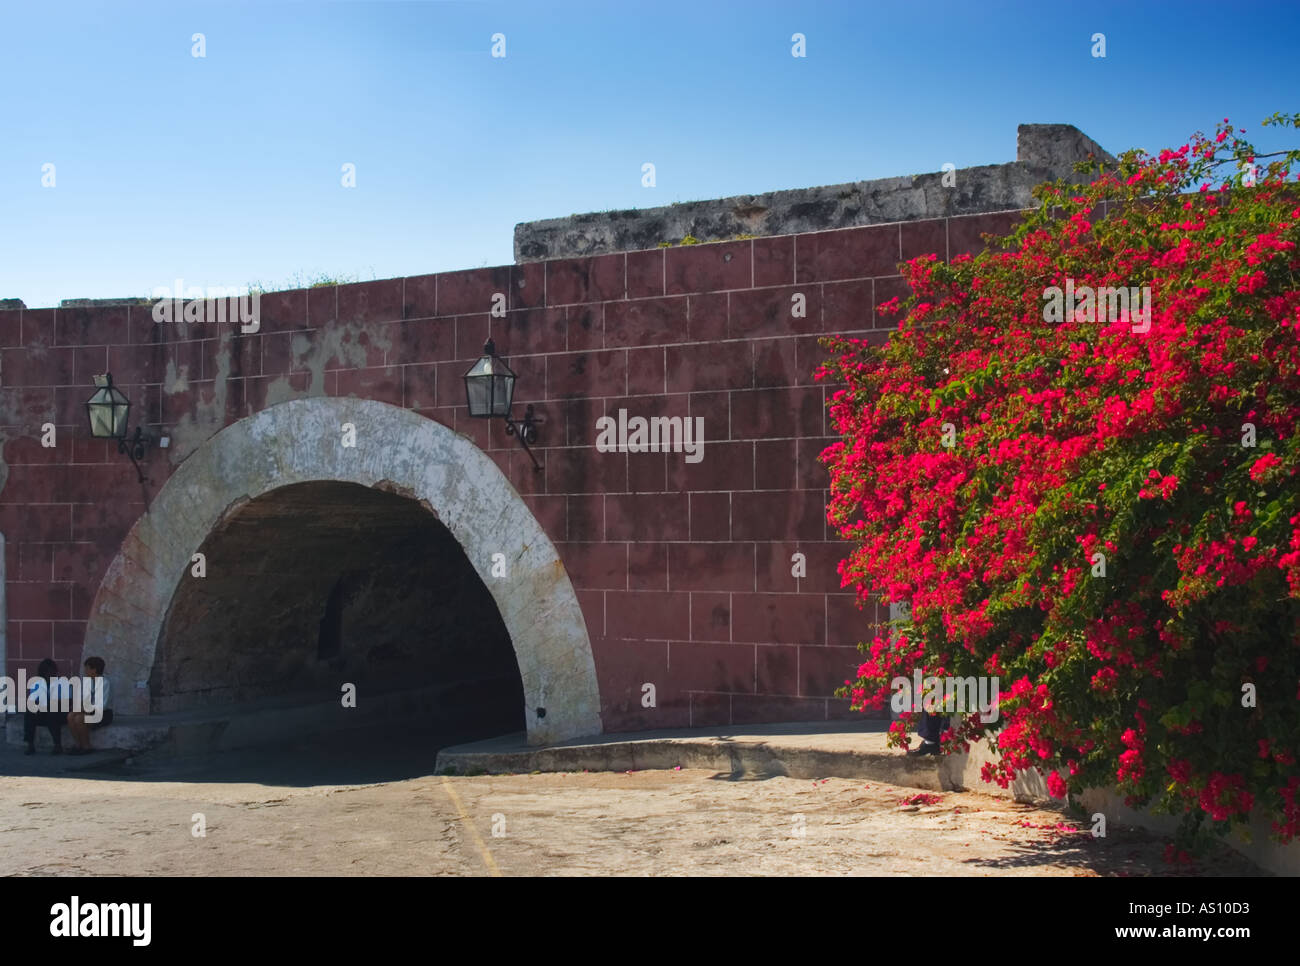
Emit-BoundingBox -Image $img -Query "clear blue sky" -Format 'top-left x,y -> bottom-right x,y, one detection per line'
1,0 -> 1296,309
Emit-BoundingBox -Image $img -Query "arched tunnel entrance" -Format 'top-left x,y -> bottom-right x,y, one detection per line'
82,397 -> 603,752
149,481 -> 526,746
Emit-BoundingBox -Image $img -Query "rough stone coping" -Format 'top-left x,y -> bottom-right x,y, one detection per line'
513,124 -> 1117,260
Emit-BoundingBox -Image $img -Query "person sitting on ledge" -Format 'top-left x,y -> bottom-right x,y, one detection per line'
65,656 -> 113,756
24,658 -> 67,756
907,710 -> 950,757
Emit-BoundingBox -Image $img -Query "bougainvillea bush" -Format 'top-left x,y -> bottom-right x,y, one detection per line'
822,114 -> 1300,847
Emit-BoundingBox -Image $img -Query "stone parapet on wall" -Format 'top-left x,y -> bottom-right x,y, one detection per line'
513,123 -> 1113,262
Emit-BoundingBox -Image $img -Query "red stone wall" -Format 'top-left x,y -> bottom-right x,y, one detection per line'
0,209 -> 1024,732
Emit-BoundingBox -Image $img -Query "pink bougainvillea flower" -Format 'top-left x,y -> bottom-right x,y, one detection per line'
824,114 -> 1300,844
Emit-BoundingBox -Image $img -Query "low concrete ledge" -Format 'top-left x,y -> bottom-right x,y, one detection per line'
4,714 -> 170,754
951,733 -> 1300,876
1076,787 -> 1300,877
940,736 -> 1300,875
436,720 -> 946,787
438,719 -> 1300,876
437,719 -> 1013,794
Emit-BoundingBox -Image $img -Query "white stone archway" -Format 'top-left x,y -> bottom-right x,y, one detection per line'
81,397 -> 602,745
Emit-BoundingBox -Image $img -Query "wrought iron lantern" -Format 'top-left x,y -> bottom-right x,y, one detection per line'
85,373 -> 148,483
463,340 -> 540,470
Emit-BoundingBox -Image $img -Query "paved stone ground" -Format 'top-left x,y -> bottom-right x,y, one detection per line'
0,734 -> 1264,877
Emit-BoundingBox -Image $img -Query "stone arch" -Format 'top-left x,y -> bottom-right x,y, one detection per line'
81,396 -> 602,745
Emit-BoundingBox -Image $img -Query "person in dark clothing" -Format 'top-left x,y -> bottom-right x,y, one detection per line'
23,658 -> 66,755
908,710 -> 950,756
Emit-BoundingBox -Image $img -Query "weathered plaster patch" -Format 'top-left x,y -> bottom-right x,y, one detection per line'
166,332 -> 232,465
263,322 -> 393,409
163,359 -> 189,395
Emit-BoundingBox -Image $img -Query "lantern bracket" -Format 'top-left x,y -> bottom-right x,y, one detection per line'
504,404 -> 542,471
119,426 -> 148,483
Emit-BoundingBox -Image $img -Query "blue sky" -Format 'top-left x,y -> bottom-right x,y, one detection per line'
1,0 -> 1297,309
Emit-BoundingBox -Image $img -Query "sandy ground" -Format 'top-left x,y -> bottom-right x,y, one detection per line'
0,734 -> 1265,877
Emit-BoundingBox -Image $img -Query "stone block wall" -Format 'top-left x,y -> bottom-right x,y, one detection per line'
0,207 -> 1028,733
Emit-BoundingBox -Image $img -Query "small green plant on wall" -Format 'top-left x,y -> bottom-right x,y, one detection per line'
657,232 -> 757,248
244,270 -> 378,294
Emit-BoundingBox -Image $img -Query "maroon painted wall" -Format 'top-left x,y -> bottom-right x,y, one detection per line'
0,209 -> 1022,732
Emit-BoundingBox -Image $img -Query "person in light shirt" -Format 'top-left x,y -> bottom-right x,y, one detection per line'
65,656 -> 113,756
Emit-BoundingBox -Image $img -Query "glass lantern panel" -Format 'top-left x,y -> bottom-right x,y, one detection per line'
492,372 -> 515,416
88,402 -> 114,438
465,375 -> 492,417
111,400 -> 131,437
86,386 -> 129,439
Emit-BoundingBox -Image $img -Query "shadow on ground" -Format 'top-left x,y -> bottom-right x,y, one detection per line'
0,722 -> 503,787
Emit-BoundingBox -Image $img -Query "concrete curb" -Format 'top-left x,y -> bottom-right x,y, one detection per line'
436,722 -> 948,787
